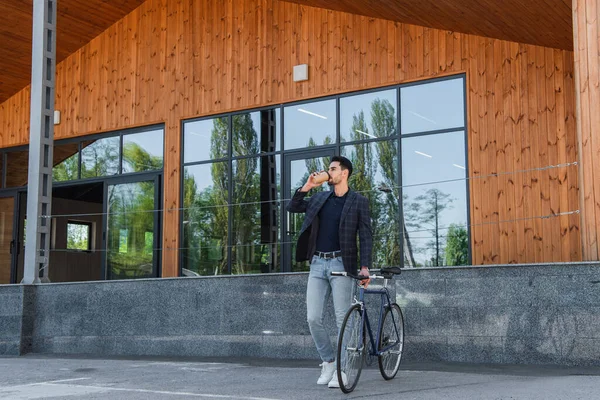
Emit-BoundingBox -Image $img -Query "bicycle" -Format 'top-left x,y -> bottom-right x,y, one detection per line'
330,266 -> 404,393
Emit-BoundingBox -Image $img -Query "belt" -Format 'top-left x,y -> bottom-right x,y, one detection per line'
314,250 -> 342,259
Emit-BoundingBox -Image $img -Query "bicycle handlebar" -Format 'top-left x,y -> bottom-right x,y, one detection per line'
331,266 -> 401,280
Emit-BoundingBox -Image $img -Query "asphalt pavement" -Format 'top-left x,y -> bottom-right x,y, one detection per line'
1,355 -> 600,399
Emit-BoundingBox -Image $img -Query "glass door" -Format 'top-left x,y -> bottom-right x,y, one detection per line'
104,174 -> 161,279
282,149 -> 335,272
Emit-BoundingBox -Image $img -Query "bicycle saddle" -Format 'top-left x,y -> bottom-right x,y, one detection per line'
380,266 -> 402,275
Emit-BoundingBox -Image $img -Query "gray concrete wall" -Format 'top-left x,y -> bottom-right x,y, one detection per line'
1,262 -> 599,365
398,262 -> 600,366
0,285 -> 25,355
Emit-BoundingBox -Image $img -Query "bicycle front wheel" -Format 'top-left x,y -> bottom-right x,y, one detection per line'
378,303 -> 404,380
337,304 -> 366,393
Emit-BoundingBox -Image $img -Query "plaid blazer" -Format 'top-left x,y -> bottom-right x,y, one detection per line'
286,188 -> 373,275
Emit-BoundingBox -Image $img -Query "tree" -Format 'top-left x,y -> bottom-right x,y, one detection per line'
347,111 -> 381,266
231,114 -> 260,274
53,154 -> 79,182
80,138 -> 120,178
445,224 -> 469,266
371,99 -> 402,267
408,188 -> 454,267
208,117 -> 229,275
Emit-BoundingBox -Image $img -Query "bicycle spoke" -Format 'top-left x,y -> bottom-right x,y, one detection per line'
378,303 -> 404,380
337,305 -> 365,393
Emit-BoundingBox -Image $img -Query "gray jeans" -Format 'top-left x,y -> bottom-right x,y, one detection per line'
306,255 -> 354,362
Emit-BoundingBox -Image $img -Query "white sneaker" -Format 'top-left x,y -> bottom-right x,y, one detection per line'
317,361 -> 336,385
328,371 -> 348,388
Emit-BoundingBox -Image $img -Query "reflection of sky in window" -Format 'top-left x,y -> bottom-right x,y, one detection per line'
284,99 -> 336,149
184,163 -> 228,204
402,131 -> 466,186
401,78 -> 464,134
402,131 -> 468,264
340,89 -> 397,142
122,129 -> 164,172
123,129 -> 164,158
184,119 -> 227,163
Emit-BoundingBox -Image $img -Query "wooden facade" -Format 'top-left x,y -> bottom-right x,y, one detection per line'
573,0 -> 600,261
0,0 -> 581,273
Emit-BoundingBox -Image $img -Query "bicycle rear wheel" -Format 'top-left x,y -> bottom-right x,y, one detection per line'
378,303 -> 404,380
337,304 -> 366,393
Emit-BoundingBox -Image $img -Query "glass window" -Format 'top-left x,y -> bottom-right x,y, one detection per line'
53,142 -> 79,182
122,129 -> 164,173
342,139 -> 400,268
106,180 -> 157,279
284,99 -> 336,149
182,162 -> 229,276
231,156 -> 280,274
401,77 -> 464,134
67,221 -> 92,251
184,117 -> 228,163
5,150 -> 29,188
401,131 -> 468,267
232,111 -> 279,157
80,137 -> 120,179
340,89 -> 397,142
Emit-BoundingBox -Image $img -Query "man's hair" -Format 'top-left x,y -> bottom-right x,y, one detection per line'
331,155 -> 353,178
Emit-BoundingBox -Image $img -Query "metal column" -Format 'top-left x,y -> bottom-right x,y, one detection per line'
22,0 -> 57,284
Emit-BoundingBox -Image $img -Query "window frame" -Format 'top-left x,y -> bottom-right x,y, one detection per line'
180,73 -> 470,273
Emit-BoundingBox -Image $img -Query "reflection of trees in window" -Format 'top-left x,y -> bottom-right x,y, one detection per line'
54,153 -> 79,182
107,181 -> 155,279
445,224 -> 468,266
371,99 -> 402,268
122,142 -> 163,173
209,118 -> 229,274
81,138 -> 120,178
67,222 -> 91,250
183,114 -> 281,275
404,188 -> 456,267
231,114 -> 259,274
297,137 -> 332,192
348,110 -> 380,265
182,169 -> 224,275
345,98 -> 401,268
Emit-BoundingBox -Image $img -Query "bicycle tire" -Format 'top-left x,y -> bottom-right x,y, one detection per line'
336,304 -> 366,393
378,303 -> 404,380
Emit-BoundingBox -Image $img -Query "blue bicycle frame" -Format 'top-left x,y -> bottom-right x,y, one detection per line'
354,279 -> 401,357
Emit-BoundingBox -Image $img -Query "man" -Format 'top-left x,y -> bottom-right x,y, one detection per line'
287,155 -> 373,388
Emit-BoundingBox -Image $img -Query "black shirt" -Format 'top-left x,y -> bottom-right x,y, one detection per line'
316,191 -> 348,252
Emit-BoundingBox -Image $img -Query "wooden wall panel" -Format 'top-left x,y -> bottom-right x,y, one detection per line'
0,0 -> 581,269
573,0 -> 600,261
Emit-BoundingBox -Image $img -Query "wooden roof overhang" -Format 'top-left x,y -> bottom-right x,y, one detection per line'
0,0 -> 146,104
0,0 -> 574,104
281,0 -> 573,50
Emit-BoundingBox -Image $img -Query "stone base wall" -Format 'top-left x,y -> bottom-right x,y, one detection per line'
1,262 -> 599,365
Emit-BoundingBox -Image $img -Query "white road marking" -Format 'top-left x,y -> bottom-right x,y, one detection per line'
0,381 -> 108,399
0,378 -> 282,400
42,377 -> 91,384
41,383 -> 281,399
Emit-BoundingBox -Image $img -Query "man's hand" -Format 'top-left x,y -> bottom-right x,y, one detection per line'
359,267 -> 371,288
300,171 -> 324,192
